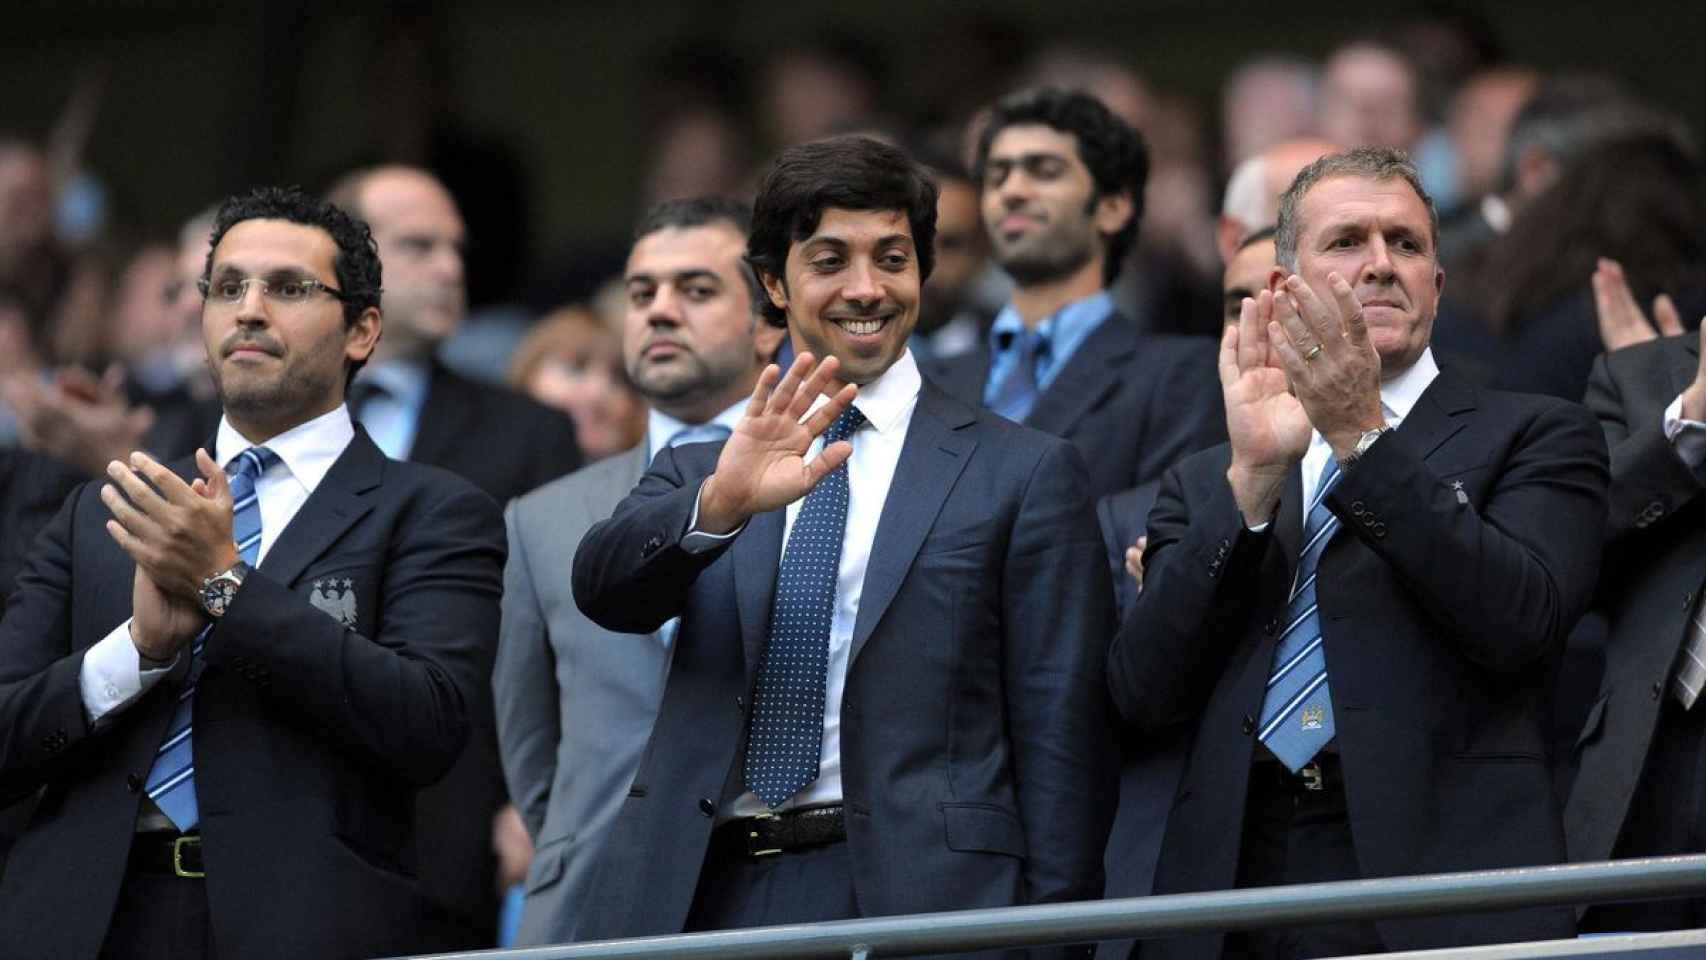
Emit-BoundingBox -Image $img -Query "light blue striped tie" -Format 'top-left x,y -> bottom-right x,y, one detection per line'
144,445 -> 277,831
1258,457 -> 1342,772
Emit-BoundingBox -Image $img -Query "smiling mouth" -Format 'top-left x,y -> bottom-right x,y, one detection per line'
834,316 -> 889,336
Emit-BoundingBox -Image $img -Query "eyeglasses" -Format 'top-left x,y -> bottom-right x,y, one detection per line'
197,275 -> 350,306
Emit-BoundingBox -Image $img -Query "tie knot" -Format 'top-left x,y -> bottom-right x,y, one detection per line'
227,446 -> 279,481
824,405 -> 866,444
667,423 -> 733,448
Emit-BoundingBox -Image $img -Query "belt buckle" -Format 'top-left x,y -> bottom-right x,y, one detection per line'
1300,761 -> 1325,792
172,835 -> 205,879
747,812 -> 782,858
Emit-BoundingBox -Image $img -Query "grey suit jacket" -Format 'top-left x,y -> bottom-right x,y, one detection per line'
494,443 -> 674,946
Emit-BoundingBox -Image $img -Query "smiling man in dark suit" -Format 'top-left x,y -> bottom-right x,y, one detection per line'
328,164 -> 578,948
0,186 -> 504,959
1110,149 -> 1607,959
572,135 -> 1116,942
927,87 -> 1222,501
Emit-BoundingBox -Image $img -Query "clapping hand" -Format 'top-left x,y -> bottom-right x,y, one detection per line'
1267,273 -> 1385,461
1593,257 -> 1683,352
696,353 -> 859,534
1221,289 -> 1313,524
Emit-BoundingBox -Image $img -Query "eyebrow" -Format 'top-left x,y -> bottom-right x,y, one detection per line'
626,268 -> 724,285
985,150 -> 1070,166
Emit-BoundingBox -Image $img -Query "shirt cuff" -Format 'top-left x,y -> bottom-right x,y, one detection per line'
78,619 -> 176,724
681,478 -> 747,554
1663,393 -> 1706,470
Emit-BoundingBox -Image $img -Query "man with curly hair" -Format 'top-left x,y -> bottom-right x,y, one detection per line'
0,186 -> 505,959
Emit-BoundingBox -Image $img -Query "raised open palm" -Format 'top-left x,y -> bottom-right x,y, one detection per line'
1221,290 -> 1312,472
698,352 -> 859,534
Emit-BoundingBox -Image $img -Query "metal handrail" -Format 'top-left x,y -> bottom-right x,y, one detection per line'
402,855 -> 1706,960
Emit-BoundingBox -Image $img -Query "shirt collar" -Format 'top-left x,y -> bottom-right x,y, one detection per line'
847,348 -> 922,435
646,398 -> 748,463
1379,346 -> 1439,423
988,289 -> 1114,352
355,358 -> 431,410
215,404 -> 355,495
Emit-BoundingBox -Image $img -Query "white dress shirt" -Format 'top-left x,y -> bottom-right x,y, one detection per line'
77,405 -> 356,723
696,350 -> 922,816
351,358 -> 430,460
1299,347 -> 1441,507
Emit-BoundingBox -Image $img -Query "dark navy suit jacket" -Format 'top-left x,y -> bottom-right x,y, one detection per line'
0,430 -> 504,959
572,380 -> 1117,941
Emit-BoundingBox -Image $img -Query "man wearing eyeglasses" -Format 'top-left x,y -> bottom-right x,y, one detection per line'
0,186 -> 505,960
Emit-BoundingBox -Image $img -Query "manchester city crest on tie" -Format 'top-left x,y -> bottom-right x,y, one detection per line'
1300,706 -> 1325,731
309,578 -> 359,628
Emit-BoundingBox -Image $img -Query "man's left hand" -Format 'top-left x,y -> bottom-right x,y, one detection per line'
1270,273 -> 1386,460
102,448 -> 237,600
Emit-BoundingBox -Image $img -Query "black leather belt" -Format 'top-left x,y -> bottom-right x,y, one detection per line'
1252,752 -> 1344,794
129,832 -> 204,878
711,805 -> 847,859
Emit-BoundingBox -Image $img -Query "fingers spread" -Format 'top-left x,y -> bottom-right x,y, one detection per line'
746,363 -> 781,419
802,382 -> 858,437
1328,273 -> 1368,346
789,355 -> 842,422
767,353 -> 814,416
1218,322 -> 1241,387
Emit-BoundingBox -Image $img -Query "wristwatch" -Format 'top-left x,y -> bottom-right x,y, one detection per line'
198,561 -> 252,619
1337,426 -> 1391,470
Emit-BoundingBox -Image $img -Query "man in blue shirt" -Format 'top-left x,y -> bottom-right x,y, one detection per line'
929,87 -> 1223,501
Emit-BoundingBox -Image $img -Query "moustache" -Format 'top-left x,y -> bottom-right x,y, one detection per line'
222,333 -> 284,357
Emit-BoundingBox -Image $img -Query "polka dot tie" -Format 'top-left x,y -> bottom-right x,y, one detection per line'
744,405 -> 866,808
144,445 -> 278,832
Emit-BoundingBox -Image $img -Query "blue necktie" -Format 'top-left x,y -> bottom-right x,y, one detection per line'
744,405 -> 865,808
988,329 -> 1048,423
1258,456 -> 1341,772
144,445 -> 278,831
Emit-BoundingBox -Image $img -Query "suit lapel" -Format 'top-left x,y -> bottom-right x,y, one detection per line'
409,363 -> 477,466
259,429 -> 382,588
1397,368 -> 1477,466
734,510 -> 784,686
1025,316 -> 1135,434
1274,465 -> 1305,579
849,383 -> 976,664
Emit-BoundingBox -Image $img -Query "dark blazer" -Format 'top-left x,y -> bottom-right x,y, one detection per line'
1566,334 -> 1706,866
571,381 -> 1117,940
927,314 -> 1224,500
1109,370 -> 1607,959
0,429 -> 505,960
406,359 -> 581,945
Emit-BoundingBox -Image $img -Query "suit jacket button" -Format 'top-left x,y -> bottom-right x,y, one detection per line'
1264,619 -> 1279,637
1372,522 -> 1388,538
641,535 -> 664,558
1241,715 -> 1255,735
1351,501 -> 1366,516
735,695 -> 745,711
126,773 -> 142,793
698,797 -> 716,817
1653,681 -> 1664,700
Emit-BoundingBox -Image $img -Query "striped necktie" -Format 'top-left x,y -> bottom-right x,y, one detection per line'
988,328 -> 1048,423
1258,456 -> 1342,772
1672,590 -> 1706,709
144,445 -> 278,831
744,405 -> 865,808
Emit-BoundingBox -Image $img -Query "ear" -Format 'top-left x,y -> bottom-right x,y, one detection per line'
1094,190 -> 1136,236
761,271 -> 789,314
1434,263 -> 1445,298
1266,267 -> 1289,294
345,307 -> 382,365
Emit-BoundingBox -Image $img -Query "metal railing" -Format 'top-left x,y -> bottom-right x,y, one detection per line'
400,855 -> 1706,960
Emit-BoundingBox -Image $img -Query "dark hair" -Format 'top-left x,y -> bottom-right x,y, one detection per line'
974,87 -> 1149,284
634,196 -> 764,313
1276,148 -> 1437,271
203,186 -> 383,378
1484,131 -> 1706,335
745,136 -> 939,328
1498,75 -> 1675,195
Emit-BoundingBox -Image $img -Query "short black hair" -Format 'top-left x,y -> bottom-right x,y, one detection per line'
634,196 -> 763,313
203,186 -> 383,379
746,136 -> 938,328
974,87 -> 1150,284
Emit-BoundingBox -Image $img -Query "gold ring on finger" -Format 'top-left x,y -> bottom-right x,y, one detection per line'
1303,344 -> 1324,362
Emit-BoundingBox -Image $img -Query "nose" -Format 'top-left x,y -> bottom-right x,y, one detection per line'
841,258 -> 882,305
646,285 -> 683,326
1362,234 -> 1395,285
234,281 -> 269,326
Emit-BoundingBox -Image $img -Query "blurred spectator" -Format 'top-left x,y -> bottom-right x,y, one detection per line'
0,140 -> 66,326
1448,68 -> 1541,207
1219,57 -> 1320,171
640,106 -> 753,208
1221,228 -> 1277,328
1018,43 -> 1152,132
760,34 -> 880,148
909,140 -> 998,362
1217,137 -> 1337,262
328,164 -> 581,952
1486,132 -> 1706,402
508,305 -> 645,461
1319,42 -> 1425,155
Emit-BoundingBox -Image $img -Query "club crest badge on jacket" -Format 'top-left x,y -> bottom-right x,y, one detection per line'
309,578 -> 359,628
